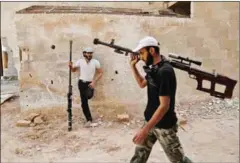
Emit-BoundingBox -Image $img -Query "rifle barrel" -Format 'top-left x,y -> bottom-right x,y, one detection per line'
169,53 -> 202,66
68,40 -> 73,131
93,38 -> 139,55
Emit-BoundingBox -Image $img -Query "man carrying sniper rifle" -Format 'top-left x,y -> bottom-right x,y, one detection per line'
93,35 -> 237,162
129,36 -> 193,163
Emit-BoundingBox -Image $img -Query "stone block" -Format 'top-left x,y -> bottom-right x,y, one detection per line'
117,113 -> 130,122
16,120 -> 31,127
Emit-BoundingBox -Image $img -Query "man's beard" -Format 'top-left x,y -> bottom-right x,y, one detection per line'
146,52 -> 153,66
84,54 -> 92,61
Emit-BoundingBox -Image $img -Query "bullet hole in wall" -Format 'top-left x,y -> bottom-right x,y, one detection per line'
29,74 -> 32,78
115,70 -> 118,74
51,80 -> 53,84
111,79 -> 114,81
51,45 -> 55,50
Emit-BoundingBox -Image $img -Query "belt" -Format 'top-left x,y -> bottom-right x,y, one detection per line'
79,79 -> 91,83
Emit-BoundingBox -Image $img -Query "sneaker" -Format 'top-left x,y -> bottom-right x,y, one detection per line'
84,121 -> 92,128
84,121 -> 99,128
90,122 -> 99,127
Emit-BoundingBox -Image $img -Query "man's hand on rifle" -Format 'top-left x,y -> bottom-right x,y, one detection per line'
69,62 -> 78,72
69,61 -> 73,69
130,53 -> 139,67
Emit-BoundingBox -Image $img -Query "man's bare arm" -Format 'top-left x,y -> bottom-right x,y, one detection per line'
71,66 -> 79,72
131,65 -> 147,88
144,96 -> 170,130
69,61 -> 79,72
88,68 -> 103,89
93,68 -> 103,83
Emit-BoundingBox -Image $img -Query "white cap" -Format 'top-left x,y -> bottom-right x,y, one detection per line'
83,47 -> 94,53
133,36 -> 159,52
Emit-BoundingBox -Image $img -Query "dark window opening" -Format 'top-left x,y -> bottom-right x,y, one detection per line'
168,1 -> 191,17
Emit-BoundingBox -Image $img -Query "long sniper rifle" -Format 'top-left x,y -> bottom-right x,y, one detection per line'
67,40 -> 73,131
93,38 -> 237,99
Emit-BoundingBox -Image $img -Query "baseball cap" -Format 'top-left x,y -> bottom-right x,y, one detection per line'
133,36 -> 159,52
83,47 -> 94,53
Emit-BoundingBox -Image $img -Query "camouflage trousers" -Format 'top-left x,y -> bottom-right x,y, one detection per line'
130,124 -> 193,163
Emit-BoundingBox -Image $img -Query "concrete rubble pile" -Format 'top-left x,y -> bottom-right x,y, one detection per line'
16,113 -> 47,127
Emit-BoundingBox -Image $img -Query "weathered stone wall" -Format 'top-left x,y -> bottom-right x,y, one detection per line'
1,1 -> 167,77
1,2 -> 239,110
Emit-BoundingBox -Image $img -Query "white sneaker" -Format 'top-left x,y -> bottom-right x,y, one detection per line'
90,122 -> 99,127
84,121 -> 92,128
84,121 -> 99,128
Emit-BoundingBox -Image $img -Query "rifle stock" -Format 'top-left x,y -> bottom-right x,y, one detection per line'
93,38 -> 238,99
170,61 -> 237,99
67,40 -> 73,131
194,72 -> 237,99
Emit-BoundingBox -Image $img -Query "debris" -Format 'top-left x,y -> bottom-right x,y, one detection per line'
117,113 -> 130,122
131,120 -> 136,125
0,93 -> 15,104
208,106 -> 213,110
30,123 -> 37,127
34,116 -> 44,124
98,121 -> 103,126
24,113 -> 40,122
177,118 -> 187,132
15,148 -> 23,155
216,110 -> 222,115
40,114 -> 47,121
16,120 -> 31,127
107,122 -> 113,127
178,118 -> 187,126
216,100 -> 221,104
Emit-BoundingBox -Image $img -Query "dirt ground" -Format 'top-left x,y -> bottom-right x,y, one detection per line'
1,81 -> 239,163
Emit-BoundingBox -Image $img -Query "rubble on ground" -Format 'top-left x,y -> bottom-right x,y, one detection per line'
16,113 -> 46,127
178,118 -> 187,126
24,113 -> 40,122
16,120 -> 31,127
176,97 -> 239,121
15,97 -> 239,130
117,113 -> 130,122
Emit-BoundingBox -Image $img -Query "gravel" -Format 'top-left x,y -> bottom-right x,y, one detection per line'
177,97 -> 239,121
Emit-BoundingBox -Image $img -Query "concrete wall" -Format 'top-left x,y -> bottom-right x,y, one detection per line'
1,1 -> 167,78
1,2 -> 239,110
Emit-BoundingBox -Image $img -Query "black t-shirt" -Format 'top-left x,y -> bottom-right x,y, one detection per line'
144,58 -> 177,129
